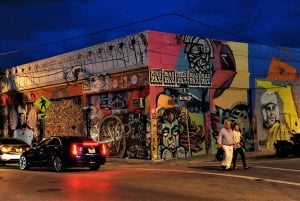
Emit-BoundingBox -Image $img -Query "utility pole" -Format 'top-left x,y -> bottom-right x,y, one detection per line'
179,84 -> 193,160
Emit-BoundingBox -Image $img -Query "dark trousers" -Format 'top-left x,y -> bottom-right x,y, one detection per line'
232,147 -> 247,168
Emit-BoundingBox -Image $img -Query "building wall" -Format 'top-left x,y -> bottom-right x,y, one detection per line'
1,30 -> 300,159
148,31 -> 250,159
248,44 -> 300,151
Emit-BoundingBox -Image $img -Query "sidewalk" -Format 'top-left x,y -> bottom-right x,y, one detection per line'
106,150 -> 276,167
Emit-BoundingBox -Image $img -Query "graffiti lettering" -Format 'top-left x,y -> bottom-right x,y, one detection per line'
188,72 -> 200,87
200,73 -> 212,87
163,70 -> 176,86
176,71 -> 188,85
150,69 -> 163,85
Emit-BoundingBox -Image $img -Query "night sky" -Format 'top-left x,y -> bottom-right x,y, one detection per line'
0,0 -> 299,69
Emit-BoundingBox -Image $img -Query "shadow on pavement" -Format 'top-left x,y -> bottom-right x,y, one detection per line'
188,165 -> 225,171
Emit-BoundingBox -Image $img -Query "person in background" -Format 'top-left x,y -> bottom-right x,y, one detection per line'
217,119 -> 234,171
232,123 -> 249,170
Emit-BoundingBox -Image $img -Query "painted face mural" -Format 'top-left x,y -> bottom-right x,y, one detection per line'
260,91 -> 279,129
256,80 -> 295,150
156,93 -> 185,159
160,108 -> 179,151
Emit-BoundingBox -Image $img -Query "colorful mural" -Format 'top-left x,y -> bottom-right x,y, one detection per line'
154,89 -> 206,159
252,49 -> 300,151
87,85 -> 150,159
209,41 -> 252,152
3,30 -> 300,159
148,33 -> 252,159
256,79 -> 300,151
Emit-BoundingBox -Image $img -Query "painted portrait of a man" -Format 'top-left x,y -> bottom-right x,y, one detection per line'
260,91 -> 280,129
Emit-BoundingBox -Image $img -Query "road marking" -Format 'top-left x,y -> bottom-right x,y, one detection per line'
136,168 -> 300,187
253,165 -> 300,172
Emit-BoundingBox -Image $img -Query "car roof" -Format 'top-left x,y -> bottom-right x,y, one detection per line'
48,136 -> 94,143
0,137 -> 28,144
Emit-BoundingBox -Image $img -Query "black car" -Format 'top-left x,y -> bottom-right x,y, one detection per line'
0,137 -> 31,165
19,136 -> 108,172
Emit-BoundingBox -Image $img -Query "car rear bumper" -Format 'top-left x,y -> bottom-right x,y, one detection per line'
0,154 -> 21,163
71,155 -> 106,166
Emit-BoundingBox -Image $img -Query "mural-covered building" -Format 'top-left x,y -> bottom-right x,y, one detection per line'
1,30 -> 300,160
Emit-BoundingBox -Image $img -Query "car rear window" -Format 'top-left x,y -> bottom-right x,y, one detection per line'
58,136 -> 93,144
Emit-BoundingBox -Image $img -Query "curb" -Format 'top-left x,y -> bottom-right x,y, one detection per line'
106,152 -> 276,166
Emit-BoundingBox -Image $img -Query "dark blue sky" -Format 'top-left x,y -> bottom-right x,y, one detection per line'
0,0 -> 299,69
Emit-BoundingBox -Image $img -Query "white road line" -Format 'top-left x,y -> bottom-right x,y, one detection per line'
136,168 -> 300,187
253,166 -> 300,172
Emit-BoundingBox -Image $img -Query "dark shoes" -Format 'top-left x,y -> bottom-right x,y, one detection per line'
232,166 -> 249,170
221,166 -> 232,171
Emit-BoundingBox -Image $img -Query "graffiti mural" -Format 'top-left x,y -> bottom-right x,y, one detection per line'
91,113 -> 149,159
256,80 -> 300,150
254,56 -> 300,151
183,36 -> 213,74
7,30 -> 300,158
0,32 -> 148,92
211,103 -> 253,151
45,97 -> 84,137
0,92 -> 35,144
156,93 -> 183,159
155,88 -> 206,160
209,40 -> 252,152
125,113 -> 149,159
88,92 -> 150,159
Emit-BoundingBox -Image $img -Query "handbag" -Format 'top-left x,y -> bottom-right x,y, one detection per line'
215,148 -> 224,161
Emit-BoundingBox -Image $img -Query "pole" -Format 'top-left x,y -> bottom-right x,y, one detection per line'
86,105 -> 91,138
39,118 -> 44,142
185,102 -> 192,160
179,84 -> 192,160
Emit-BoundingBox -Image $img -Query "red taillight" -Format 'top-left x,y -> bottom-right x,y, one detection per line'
71,143 -> 79,157
25,146 -> 31,151
83,142 -> 99,147
100,143 -> 108,156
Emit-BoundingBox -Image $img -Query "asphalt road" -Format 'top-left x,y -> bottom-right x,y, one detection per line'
1,155 -> 299,201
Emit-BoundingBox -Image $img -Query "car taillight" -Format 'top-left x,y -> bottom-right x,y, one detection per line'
24,146 -> 31,151
100,143 -> 108,156
83,142 -> 99,147
71,143 -> 79,157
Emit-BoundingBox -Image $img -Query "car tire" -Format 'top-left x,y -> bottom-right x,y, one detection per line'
53,156 -> 64,172
89,163 -> 100,171
19,155 -> 30,170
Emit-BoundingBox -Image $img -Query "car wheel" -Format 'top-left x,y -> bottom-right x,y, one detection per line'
53,156 -> 64,172
89,163 -> 100,171
19,155 -> 30,170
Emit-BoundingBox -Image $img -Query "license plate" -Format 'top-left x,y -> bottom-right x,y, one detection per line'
88,148 -> 95,154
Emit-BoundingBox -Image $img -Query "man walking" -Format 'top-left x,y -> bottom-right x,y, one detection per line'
217,119 -> 234,171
